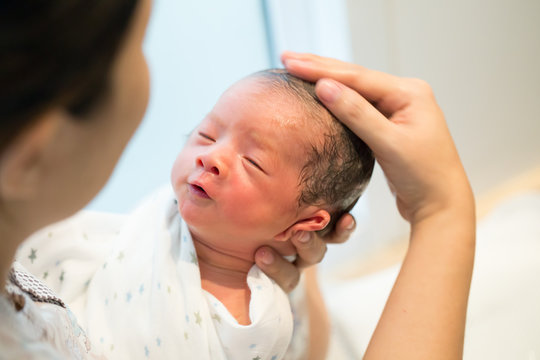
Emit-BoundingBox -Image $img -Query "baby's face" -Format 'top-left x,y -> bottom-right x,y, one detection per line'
171,78 -> 311,258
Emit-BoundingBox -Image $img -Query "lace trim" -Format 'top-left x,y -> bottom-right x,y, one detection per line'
7,265 -> 65,308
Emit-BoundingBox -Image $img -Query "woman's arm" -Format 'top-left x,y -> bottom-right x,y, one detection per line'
304,266 -> 330,360
282,52 -> 475,359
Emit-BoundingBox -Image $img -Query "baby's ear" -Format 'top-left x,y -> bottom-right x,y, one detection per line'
274,209 -> 331,242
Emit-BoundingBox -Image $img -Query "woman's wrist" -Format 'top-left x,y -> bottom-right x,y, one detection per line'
410,189 -> 476,247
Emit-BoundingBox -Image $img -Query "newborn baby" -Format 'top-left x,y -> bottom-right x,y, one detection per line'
18,69 -> 374,360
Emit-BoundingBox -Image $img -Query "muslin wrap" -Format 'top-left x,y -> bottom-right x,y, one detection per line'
17,188 -> 299,360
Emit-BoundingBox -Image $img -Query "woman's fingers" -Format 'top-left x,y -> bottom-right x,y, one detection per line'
256,214 -> 356,292
324,213 -> 356,244
255,246 -> 300,293
282,51 -> 402,106
315,78 -> 393,156
290,231 -> 327,269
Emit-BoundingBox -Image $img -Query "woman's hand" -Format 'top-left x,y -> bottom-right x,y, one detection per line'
255,214 -> 355,292
282,52 -> 475,359
281,52 -> 473,225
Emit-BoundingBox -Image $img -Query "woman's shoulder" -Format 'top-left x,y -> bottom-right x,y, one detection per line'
1,262 -> 103,359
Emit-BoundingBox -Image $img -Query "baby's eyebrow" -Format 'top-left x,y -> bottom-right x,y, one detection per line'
247,132 -> 274,152
206,112 -> 223,128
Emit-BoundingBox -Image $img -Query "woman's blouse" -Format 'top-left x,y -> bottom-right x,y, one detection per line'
0,262 -> 99,359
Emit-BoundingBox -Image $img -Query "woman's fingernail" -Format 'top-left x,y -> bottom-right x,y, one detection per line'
259,250 -> 274,265
283,58 -> 302,69
317,79 -> 341,104
281,50 -> 301,62
298,232 -> 311,243
346,219 -> 356,231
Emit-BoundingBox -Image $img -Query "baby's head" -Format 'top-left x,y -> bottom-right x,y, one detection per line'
253,69 -> 374,236
172,69 -> 374,257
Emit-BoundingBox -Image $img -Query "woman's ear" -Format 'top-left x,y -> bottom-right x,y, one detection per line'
0,111 -> 62,200
274,209 -> 331,242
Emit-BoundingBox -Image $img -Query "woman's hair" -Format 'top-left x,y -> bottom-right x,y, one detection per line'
0,0 -> 140,153
253,69 -> 375,236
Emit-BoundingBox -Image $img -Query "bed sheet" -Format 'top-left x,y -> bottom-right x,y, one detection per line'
323,191 -> 540,359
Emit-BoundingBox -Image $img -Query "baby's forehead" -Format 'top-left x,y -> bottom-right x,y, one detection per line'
248,78 -> 327,126
223,75 -> 333,149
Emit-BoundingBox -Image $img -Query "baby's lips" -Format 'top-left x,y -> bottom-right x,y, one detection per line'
188,174 -> 215,199
188,183 -> 211,199
187,172 -> 217,199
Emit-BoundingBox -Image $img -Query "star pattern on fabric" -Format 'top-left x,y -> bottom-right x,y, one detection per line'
43,271 -> 48,280
189,251 -> 198,265
252,356 -> 261,360
184,332 -> 189,340
156,338 -> 161,347
211,313 -> 221,324
28,249 -> 37,263
126,292 -> 132,302
139,284 -> 144,294
144,346 -> 149,357
194,311 -> 202,326
117,252 -> 125,261
59,270 -> 65,282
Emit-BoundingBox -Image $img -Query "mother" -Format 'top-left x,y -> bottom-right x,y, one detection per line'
0,0 -> 475,359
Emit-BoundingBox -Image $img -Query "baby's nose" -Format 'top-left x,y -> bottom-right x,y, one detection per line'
196,153 -> 226,177
197,158 -> 219,175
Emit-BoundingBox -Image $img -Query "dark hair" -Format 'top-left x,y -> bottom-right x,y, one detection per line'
0,0 -> 140,153
253,69 -> 375,236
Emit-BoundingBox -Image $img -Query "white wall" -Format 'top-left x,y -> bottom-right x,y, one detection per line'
88,0 -> 270,212
325,0 -> 540,268
347,0 -> 540,196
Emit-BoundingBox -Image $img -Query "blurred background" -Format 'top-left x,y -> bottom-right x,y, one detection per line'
87,0 -> 540,358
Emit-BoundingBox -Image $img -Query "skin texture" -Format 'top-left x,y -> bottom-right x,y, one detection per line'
282,51 -> 476,360
171,77 -> 331,324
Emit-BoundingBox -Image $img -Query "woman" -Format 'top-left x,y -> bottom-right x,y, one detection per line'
0,0 -> 475,359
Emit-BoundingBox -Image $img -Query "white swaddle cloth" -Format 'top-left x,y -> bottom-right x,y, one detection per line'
84,188 -> 293,360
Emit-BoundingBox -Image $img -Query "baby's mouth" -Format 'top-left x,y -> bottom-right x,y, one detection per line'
188,183 -> 210,199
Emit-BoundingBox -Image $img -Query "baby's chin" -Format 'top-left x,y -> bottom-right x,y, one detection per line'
175,197 -> 202,226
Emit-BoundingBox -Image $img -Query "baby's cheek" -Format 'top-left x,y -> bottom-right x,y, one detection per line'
170,156 -> 189,189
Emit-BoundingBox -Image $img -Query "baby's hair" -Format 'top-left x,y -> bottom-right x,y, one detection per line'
251,69 -> 375,236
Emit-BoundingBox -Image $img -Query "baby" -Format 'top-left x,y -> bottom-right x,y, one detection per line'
171,68 -> 374,323
17,69 -> 374,360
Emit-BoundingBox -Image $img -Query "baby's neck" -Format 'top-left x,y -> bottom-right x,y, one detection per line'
191,233 -> 254,325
